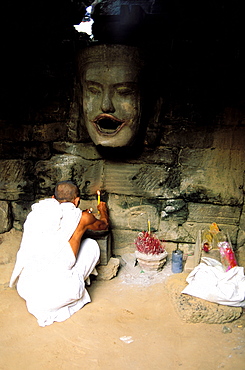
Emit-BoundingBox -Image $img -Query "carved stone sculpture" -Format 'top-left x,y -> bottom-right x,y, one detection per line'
77,44 -> 144,148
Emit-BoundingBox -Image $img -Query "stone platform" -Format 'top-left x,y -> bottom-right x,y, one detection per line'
165,272 -> 243,324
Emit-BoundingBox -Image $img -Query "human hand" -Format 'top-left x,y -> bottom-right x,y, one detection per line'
97,201 -> 108,214
97,202 -> 109,228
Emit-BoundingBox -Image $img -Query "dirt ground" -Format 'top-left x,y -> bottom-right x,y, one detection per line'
1,272 -> 245,369
0,232 -> 245,370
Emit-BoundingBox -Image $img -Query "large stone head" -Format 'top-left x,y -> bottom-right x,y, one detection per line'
77,44 -> 144,148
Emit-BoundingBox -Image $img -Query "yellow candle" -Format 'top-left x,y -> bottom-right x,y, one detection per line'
97,190 -> 100,205
148,219 -> 151,233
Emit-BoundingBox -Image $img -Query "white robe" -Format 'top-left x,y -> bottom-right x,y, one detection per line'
9,198 -> 100,327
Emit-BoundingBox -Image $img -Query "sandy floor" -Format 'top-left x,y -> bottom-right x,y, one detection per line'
1,256 -> 245,370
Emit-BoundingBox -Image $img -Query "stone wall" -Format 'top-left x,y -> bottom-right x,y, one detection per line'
0,103 -> 244,261
0,0 -> 244,264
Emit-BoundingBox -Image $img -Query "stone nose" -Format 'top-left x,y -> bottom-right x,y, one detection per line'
101,90 -> 115,113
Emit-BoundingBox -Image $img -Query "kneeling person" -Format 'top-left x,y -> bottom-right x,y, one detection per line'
9,181 -> 109,327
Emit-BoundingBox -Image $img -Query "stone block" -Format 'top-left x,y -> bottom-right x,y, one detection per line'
212,108 -> 245,149
212,126 -> 245,149
22,143 -> 51,160
237,229 -> 245,249
129,147 -> 177,166
159,124 -> 213,149
158,220 -> 194,243
236,247 -> 245,268
53,142 -> 102,160
0,142 -> 51,160
0,201 -> 12,233
98,234 -> 111,266
84,230 -> 111,266
162,242 -> 192,256
0,229 -> 22,288
108,194 -> 159,231
180,148 -> 244,205
180,148 -> 244,171
162,198 -> 187,215
34,154 -> 103,197
0,122 -> 32,142
237,203 -> 245,249
67,99 -> 86,142
187,203 -> 240,225
32,122 -> 67,142
97,257 -> 120,280
111,229 -> 138,255
239,204 -> 245,230
104,162 -> 180,198
12,201 -> 33,229
0,229 -> 22,265
177,243 -> 195,255
0,160 -> 34,200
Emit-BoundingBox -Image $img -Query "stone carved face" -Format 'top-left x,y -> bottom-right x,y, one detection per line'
77,45 -> 143,147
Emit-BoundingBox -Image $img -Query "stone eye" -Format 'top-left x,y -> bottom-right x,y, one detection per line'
116,86 -> 134,96
87,84 -> 101,95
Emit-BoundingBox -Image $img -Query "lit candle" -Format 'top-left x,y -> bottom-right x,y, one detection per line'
97,190 -> 100,205
148,219 -> 151,233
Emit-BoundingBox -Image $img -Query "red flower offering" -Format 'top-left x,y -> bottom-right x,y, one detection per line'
135,231 -> 165,255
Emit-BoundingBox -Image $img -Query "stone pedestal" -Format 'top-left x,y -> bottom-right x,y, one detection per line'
135,250 -> 168,271
84,230 -> 111,265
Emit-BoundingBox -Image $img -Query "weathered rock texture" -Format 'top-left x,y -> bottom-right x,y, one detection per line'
166,273 -> 243,324
0,1 -> 244,264
0,229 -> 22,290
97,257 -> 120,280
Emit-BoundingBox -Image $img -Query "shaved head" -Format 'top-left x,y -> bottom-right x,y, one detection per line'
54,181 -> 80,203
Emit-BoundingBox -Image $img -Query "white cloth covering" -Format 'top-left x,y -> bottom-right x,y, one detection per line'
9,198 -> 100,327
181,257 -> 245,307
